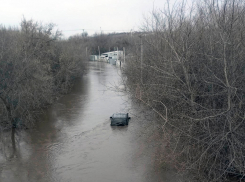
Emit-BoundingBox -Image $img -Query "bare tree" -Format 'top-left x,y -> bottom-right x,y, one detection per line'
0,18 -> 87,130
123,0 -> 245,181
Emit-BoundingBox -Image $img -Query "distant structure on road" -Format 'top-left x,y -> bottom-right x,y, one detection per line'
89,50 -> 125,67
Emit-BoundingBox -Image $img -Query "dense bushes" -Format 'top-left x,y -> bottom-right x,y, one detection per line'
0,18 -> 88,130
123,0 -> 245,181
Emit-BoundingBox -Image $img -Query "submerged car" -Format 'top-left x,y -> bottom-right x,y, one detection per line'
110,113 -> 131,126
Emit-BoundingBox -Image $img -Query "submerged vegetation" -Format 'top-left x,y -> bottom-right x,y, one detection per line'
123,0 -> 245,181
0,18 -> 89,130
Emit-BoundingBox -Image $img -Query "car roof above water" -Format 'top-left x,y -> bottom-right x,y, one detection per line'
111,113 -> 128,118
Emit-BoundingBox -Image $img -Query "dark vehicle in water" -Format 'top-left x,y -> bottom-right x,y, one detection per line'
110,113 -> 130,126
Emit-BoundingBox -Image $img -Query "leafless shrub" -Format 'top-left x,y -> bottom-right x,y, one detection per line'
0,18 -> 87,130
123,0 -> 245,181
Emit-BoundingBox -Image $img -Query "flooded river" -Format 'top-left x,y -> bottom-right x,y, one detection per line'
0,62 -> 182,182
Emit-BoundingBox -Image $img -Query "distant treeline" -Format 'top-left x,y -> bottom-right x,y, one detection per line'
85,32 -> 135,55
0,18 -> 89,129
123,0 -> 245,181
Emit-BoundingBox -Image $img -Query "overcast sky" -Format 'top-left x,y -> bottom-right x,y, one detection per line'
1,0 -> 191,38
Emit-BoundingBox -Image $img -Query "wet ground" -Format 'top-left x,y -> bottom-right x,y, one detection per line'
0,62 -> 182,182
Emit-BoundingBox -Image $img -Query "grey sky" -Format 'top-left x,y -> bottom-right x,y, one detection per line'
1,0 -> 175,38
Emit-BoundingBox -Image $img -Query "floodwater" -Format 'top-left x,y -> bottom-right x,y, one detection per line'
0,62 -> 182,182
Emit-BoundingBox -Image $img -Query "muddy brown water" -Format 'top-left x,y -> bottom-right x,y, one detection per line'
0,62 -> 183,182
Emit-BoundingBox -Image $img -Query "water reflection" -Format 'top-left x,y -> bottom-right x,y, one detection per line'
0,128 -> 18,160
10,128 -> 17,159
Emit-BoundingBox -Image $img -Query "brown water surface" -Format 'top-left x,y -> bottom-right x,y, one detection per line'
0,62 -> 182,182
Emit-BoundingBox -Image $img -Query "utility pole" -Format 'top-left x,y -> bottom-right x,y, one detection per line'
117,47 -> 118,61
98,46 -> 100,61
123,47 -> 125,64
140,35 -> 143,84
98,46 -> 101,72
